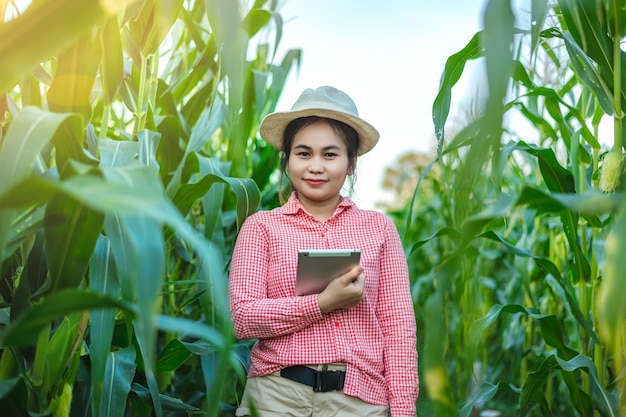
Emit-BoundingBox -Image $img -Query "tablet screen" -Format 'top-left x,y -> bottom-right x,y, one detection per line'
295,249 -> 361,296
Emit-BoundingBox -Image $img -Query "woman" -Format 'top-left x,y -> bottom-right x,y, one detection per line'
228,86 -> 418,416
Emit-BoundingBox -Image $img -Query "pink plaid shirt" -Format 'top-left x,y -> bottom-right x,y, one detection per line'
229,193 -> 419,416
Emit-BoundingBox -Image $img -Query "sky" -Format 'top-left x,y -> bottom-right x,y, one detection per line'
271,0 -> 491,209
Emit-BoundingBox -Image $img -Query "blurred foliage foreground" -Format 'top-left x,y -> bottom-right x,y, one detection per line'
2,0 -> 626,417
399,0 -> 626,416
0,0 -> 299,416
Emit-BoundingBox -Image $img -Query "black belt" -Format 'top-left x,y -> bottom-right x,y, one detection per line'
280,365 -> 346,392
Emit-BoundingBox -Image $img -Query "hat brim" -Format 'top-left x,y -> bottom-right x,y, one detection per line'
259,108 -> 380,156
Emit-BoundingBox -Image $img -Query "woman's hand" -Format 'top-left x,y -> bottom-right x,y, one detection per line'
317,265 -> 365,314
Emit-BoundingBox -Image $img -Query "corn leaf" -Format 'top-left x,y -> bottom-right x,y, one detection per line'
89,236 -> 121,416
44,195 -> 104,292
100,346 -> 137,417
46,35 -> 101,122
432,31 -> 482,154
101,17 -> 124,106
0,107 -> 83,261
0,0 -> 117,93
0,289 -> 136,347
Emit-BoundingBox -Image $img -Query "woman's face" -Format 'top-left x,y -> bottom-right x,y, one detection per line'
287,120 -> 354,209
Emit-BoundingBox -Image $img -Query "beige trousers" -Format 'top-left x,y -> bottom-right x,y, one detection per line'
235,368 -> 389,417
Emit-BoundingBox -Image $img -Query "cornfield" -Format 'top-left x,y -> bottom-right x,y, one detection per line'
0,0 -> 624,416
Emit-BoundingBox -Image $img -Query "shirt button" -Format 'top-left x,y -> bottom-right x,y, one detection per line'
334,321 -> 340,327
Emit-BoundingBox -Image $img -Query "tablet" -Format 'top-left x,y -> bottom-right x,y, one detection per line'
295,249 -> 361,296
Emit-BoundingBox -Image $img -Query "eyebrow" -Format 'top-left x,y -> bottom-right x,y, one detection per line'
293,144 -> 342,152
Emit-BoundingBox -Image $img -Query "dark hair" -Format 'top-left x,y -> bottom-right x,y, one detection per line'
278,116 -> 360,203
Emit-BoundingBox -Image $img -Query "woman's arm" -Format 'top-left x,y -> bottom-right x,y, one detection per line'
228,215 -> 323,340
377,216 -> 419,416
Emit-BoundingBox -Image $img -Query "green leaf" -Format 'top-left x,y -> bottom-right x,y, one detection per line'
0,0 -> 114,93
463,186 -> 622,238
407,227 -> 461,256
100,346 -> 137,417
597,196 -> 626,350
266,49 -> 302,113
481,0 -> 515,186
530,0 -> 549,58
483,0 -> 515,102
156,315 -> 226,351
130,382 -> 201,412
44,194 -> 104,292
165,98 -> 228,198
46,34 -> 102,122
478,231 -> 599,344
154,115 -> 185,180
99,139 -> 139,167
512,60 -> 535,89
520,353 -> 619,417
205,0 -> 246,112
46,314 -> 81,384
0,376 -> 28,416
100,17 -> 124,105
560,31 -> 614,115
468,304 -> 579,360
555,354 -> 619,417
186,97 -> 228,155
0,107 -> 82,199
175,157 -> 261,232
0,289 -> 137,348
520,355 -> 570,415
89,235 -> 121,416
138,0 -> 184,56
241,8 -> 272,38
557,0 -> 624,108
103,211 -> 165,417
460,192 -> 515,243
607,0 -> 626,38
156,339 -> 193,372
10,231 -> 47,319
199,158 -> 229,240
520,88 -> 600,149
267,11 -> 284,63
514,141 -> 575,193
182,339 -> 221,356
3,205 -> 45,263
0,107 -> 83,261
0,166 -> 225,313
137,129 -> 161,169
432,31 -> 482,152
19,74 -> 42,108
460,382 -> 520,417
0,377 -> 22,400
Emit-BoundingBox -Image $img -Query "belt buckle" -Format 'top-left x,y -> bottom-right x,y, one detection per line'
313,370 -> 344,392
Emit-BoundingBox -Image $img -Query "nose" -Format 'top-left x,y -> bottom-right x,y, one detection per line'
308,157 -> 324,173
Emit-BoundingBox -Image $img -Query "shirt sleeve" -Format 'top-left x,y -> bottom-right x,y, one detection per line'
377,216 -> 419,416
228,214 -> 323,340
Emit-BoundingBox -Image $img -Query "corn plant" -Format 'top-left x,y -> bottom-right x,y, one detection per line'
0,1 -> 299,416
398,0 -> 626,416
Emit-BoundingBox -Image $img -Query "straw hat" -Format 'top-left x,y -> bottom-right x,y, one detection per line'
259,86 -> 380,155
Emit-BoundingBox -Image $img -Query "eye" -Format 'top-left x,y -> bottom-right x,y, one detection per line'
324,152 -> 338,158
295,151 -> 310,157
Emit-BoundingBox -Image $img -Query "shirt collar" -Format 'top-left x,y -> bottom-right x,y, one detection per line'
280,191 -> 355,216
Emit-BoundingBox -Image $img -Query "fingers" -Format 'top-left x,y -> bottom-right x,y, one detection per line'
352,272 -> 365,290
317,267 -> 366,314
338,265 -> 363,284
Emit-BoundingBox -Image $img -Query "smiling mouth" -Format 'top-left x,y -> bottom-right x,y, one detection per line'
305,179 -> 327,185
